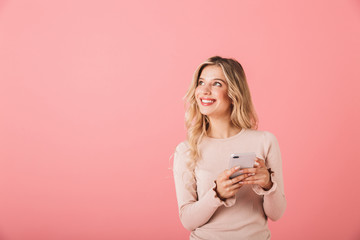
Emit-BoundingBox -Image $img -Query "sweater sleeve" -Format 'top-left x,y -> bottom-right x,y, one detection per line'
173,142 -> 236,231
252,131 -> 287,221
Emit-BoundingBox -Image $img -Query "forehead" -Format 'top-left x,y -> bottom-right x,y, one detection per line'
199,65 -> 226,80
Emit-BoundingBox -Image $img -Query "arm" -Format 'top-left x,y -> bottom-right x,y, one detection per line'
173,142 -> 236,231
252,131 -> 287,221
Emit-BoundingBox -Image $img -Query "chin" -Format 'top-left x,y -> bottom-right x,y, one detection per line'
200,111 -> 214,117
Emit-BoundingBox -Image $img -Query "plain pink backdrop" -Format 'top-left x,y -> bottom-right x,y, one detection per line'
1,0 -> 360,239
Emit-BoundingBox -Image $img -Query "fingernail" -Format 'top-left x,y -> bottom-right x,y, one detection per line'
235,166 -> 240,170
238,181 -> 243,184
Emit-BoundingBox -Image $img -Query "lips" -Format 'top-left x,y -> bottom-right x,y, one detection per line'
200,97 -> 216,106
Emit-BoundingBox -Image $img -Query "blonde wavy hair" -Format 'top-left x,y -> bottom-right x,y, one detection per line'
183,56 -> 259,171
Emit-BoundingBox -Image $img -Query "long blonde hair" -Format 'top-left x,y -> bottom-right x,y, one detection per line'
183,56 -> 258,170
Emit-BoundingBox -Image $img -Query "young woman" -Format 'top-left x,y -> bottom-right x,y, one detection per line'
173,56 -> 286,239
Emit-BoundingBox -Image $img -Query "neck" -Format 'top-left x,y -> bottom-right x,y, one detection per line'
206,115 -> 241,139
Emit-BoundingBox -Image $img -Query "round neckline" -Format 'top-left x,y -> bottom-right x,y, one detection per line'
204,128 -> 246,142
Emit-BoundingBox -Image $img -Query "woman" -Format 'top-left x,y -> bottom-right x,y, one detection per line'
173,56 -> 286,239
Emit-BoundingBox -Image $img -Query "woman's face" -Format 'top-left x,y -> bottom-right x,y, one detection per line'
195,65 -> 232,119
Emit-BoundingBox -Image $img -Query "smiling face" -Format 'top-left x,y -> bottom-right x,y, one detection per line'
195,64 -> 233,119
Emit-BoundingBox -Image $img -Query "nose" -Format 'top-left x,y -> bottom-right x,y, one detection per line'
200,83 -> 211,94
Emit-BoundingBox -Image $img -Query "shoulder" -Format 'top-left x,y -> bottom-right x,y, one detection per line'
263,131 -> 279,147
243,129 -> 277,140
175,140 -> 190,154
262,130 -> 278,142
174,140 -> 190,162
244,129 -> 279,149
258,130 -> 281,156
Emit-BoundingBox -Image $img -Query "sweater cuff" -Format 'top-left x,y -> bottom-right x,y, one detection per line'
211,181 -> 236,207
252,173 -> 277,196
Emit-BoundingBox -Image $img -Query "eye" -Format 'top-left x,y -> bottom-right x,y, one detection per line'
214,82 -> 222,87
197,80 -> 204,86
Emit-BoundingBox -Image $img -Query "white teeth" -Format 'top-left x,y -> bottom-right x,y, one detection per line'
202,99 -> 214,103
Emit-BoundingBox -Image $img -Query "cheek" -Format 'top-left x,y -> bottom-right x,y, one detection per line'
216,90 -> 229,101
195,87 -> 201,98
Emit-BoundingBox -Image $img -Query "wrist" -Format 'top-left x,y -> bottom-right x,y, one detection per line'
262,168 -> 274,190
214,181 -> 227,201
262,181 -> 273,190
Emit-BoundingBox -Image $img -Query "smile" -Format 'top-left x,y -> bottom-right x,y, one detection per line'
200,98 -> 216,106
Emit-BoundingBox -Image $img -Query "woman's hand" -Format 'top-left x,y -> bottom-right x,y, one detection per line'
215,166 -> 253,200
238,158 -> 273,190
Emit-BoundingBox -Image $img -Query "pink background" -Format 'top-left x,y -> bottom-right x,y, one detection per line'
1,0 -> 360,239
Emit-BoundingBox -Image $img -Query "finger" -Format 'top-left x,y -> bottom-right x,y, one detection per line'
239,179 -> 260,185
229,182 -> 243,190
238,168 -> 257,175
224,166 -> 241,179
225,179 -> 235,187
227,175 -> 248,186
230,173 -> 252,184
255,158 -> 266,168
241,175 -> 261,182
244,169 -> 269,181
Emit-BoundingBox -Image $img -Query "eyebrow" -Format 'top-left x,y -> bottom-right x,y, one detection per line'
198,77 -> 226,83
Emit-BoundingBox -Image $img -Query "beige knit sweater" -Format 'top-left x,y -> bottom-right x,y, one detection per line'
173,128 -> 286,240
